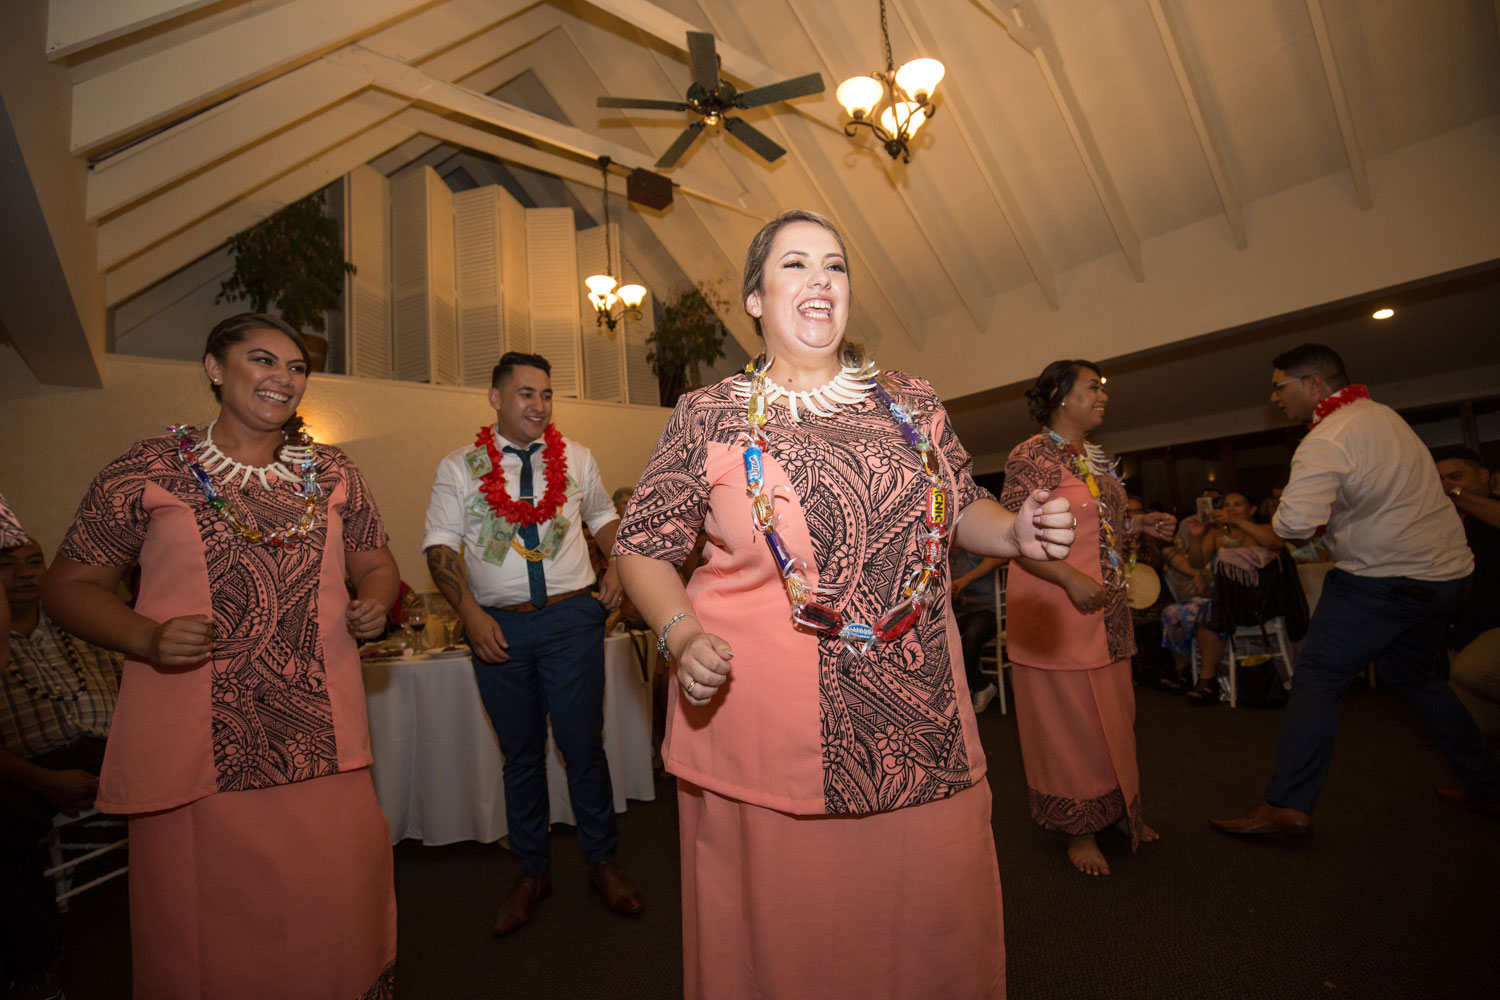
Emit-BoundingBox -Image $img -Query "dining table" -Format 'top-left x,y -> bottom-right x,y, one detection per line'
361,631 -> 658,846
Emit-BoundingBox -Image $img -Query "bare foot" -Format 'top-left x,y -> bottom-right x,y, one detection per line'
1067,834 -> 1110,876
1118,818 -> 1160,843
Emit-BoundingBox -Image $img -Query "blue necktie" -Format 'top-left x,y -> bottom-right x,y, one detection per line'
504,443 -> 549,608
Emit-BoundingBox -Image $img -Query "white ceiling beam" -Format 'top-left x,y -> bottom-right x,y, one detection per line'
84,0 -> 543,221
324,45 -> 757,216
1146,0 -> 1246,250
97,91 -> 409,270
889,0 -> 1059,310
1304,0 -> 1372,210
104,120 -> 417,307
86,59 -> 374,222
996,1 -> 1145,281
69,0 -> 437,154
46,0 -> 219,60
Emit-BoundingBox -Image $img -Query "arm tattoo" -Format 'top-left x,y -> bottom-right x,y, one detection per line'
426,545 -> 473,611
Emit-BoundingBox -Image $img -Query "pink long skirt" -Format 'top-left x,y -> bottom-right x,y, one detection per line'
678,778 -> 1005,1000
1010,659 -> 1144,848
127,768 -> 397,999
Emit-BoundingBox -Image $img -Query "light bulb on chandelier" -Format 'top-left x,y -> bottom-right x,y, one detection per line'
585,156 -> 648,333
836,1 -> 943,163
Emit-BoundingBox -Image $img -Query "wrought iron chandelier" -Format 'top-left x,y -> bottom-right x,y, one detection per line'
584,156 -> 646,333
835,0 -> 944,162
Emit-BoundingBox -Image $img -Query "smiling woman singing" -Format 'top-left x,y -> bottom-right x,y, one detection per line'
614,210 -> 1078,999
42,312 -> 400,999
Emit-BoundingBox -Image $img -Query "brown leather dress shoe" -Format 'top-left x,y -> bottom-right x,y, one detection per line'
1437,787 -> 1500,816
588,860 -> 645,915
493,873 -> 552,935
1209,801 -> 1314,837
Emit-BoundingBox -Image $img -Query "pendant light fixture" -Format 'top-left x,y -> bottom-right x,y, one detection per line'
584,156 -> 646,333
836,0 -> 944,163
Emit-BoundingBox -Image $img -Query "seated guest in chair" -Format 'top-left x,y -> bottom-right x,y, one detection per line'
1434,447 -> 1500,738
951,547 -> 1006,714
1,539 -> 122,1000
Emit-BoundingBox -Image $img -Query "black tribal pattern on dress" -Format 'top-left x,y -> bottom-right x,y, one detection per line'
1027,787 -> 1143,849
617,372 -> 990,814
59,435 -> 388,793
1001,434 -> 1133,661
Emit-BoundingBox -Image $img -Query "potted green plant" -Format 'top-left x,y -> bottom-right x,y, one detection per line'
216,192 -> 355,370
647,285 -> 730,406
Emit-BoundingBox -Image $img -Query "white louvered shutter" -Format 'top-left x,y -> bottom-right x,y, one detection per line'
499,188 -> 530,354
577,224 -> 623,403
624,285 -> 659,407
343,165 -> 392,379
525,207 -> 581,397
453,188 -> 503,387
390,167 -> 459,384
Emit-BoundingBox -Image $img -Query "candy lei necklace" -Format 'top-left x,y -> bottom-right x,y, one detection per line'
1047,430 -> 1126,590
740,355 -> 955,657
170,424 -> 321,546
473,422 -> 568,527
1309,384 -> 1369,426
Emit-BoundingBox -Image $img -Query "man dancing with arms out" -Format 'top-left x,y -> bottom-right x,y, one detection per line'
1211,344 -> 1500,835
423,351 -> 643,935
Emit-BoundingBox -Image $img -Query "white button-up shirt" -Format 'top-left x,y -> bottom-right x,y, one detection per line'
1273,397 -> 1472,581
422,427 -> 619,607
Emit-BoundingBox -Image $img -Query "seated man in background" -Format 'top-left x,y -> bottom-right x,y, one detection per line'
1,539 -> 122,1000
1434,447 -> 1500,737
950,547 -> 1006,713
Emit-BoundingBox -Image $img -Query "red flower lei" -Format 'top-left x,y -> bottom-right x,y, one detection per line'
474,423 -> 569,526
1309,384 -> 1370,427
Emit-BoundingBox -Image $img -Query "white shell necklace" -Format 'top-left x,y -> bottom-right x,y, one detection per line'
732,360 -> 879,422
197,419 -> 314,489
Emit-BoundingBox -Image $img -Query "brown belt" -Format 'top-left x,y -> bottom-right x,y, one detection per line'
495,586 -> 592,614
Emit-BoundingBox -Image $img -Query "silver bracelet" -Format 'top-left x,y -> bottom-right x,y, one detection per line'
657,612 -> 695,661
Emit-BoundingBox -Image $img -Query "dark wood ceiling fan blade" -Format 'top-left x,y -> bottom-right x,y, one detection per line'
734,73 -> 825,109
723,117 -> 785,162
686,32 -> 720,94
656,121 -> 706,168
598,96 -> 691,111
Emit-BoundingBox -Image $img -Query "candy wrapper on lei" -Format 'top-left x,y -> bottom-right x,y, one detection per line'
738,355 -> 957,657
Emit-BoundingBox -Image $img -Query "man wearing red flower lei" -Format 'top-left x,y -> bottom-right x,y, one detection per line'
1210,343 -> 1500,836
423,351 -> 643,934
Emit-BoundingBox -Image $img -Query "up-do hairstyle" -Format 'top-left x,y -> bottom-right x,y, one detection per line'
741,208 -> 869,372
1272,343 -> 1348,390
1024,359 -> 1104,427
203,312 -> 310,447
492,351 -> 552,388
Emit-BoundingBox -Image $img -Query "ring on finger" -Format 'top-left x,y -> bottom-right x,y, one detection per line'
684,678 -> 696,695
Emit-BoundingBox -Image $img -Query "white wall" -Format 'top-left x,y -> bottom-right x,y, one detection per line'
0,348 -> 671,584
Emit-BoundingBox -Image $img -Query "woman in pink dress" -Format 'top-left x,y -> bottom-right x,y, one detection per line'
1002,360 -> 1176,876
614,210 -> 1076,999
42,313 -> 400,999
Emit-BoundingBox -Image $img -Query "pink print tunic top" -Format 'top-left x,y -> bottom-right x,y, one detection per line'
59,434 -> 389,814
615,372 -> 991,817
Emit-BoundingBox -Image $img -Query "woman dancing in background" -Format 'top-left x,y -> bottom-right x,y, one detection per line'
1002,360 -> 1175,876
43,313 -> 400,999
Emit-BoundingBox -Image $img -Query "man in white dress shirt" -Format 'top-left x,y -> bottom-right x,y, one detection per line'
424,352 -> 644,934
1211,344 -> 1500,835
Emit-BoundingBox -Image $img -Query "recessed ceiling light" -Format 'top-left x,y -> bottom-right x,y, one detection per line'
1372,307 -> 1395,320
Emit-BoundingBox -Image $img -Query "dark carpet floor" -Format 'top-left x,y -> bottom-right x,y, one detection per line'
57,681 -> 1500,998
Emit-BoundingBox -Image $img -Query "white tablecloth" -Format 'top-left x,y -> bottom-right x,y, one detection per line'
362,632 -> 657,845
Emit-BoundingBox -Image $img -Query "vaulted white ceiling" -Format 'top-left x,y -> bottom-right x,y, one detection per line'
40,0 -> 1500,411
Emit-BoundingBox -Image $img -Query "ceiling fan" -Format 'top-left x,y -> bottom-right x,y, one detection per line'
597,31 -> 824,168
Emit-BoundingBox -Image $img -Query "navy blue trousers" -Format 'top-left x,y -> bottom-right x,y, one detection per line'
1265,569 -> 1500,813
472,594 -> 617,877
